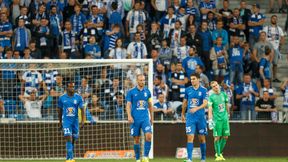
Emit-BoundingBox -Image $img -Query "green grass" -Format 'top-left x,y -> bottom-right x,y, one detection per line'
1,157 -> 288,162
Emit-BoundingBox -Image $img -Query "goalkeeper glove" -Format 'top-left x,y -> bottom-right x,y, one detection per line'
208,119 -> 214,130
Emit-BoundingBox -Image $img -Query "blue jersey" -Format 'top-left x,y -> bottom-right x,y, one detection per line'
259,58 -> 271,79
249,13 -> 266,37
182,56 -> 204,78
185,86 -> 208,119
126,86 -> 151,122
58,93 -> 84,123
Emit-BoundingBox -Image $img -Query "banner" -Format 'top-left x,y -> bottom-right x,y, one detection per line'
84,150 -> 134,159
175,147 -> 201,159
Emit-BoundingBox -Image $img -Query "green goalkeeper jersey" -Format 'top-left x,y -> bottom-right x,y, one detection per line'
208,91 -> 229,121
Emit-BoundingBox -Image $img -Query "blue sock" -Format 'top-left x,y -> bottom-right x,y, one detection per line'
66,141 -> 73,160
200,143 -> 206,160
144,141 -> 151,157
134,144 -> 140,160
187,142 -> 193,160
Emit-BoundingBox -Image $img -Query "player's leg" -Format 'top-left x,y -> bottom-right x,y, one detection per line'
185,118 -> 196,162
219,119 -> 230,160
71,122 -> 80,161
130,122 -> 141,162
141,120 -> 152,162
63,123 -> 73,161
213,120 -> 223,161
196,118 -> 208,162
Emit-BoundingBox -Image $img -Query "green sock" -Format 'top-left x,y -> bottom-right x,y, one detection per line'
220,138 -> 227,154
214,140 -> 221,156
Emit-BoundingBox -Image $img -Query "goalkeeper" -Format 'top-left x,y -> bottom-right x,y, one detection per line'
208,81 -> 230,161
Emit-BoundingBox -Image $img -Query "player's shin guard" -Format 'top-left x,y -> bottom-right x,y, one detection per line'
66,141 -> 73,160
187,142 -> 193,160
220,138 -> 227,153
134,144 -> 140,160
214,140 -> 221,156
200,143 -> 206,160
144,141 -> 151,157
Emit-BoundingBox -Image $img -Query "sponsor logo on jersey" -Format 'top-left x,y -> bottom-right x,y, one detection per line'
199,92 -> 202,96
190,98 -> 199,107
136,100 -> 146,110
74,99 -> 77,104
144,92 -> 147,97
66,107 -> 75,116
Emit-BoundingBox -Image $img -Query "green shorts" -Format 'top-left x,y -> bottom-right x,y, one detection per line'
213,119 -> 230,137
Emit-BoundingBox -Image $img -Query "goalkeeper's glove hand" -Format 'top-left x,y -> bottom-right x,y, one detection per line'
208,119 -> 214,130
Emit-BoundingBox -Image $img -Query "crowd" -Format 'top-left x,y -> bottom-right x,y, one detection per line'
0,0 -> 288,122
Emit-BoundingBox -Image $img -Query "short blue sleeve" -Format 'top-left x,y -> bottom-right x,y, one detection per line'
184,88 -> 188,100
202,88 -> 208,101
126,90 -> 132,102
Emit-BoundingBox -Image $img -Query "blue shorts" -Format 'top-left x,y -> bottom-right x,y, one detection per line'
185,115 -> 207,135
63,121 -> 79,139
130,119 -> 152,136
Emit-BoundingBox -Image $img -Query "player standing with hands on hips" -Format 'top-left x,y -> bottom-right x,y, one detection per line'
208,81 -> 230,161
126,74 -> 153,162
58,82 -> 85,162
182,73 -> 208,162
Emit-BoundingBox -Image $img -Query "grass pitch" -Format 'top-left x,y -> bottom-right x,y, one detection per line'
1,157 -> 288,162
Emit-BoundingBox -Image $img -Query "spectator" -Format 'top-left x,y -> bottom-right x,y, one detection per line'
136,24 -> 146,42
70,4 -> 87,36
229,36 -> 244,84
151,0 -> 169,22
229,8 -> 246,40
61,21 -> 76,58
0,13 -> 13,48
260,79 -> 277,102
198,21 -> 213,72
242,41 -> 252,74
107,0 -> 124,21
103,24 -> 121,55
199,0 -> 217,21
35,18 -> 51,58
210,36 -> 228,83
22,47 -> 33,59
159,6 -> 176,39
212,20 -> 229,47
170,62 -> 188,102
21,64 -> 46,96
154,93 -> 174,120
153,75 -> 169,102
206,11 -> 217,32
196,65 -> 209,88
89,94 -> 105,120
77,78 -> 92,105
239,0 -> 252,42
186,24 -> 202,56
151,48 -> 161,72
31,4 -> 49,35
177,7 -> 188,31
15,6 -> 31,29
84,36 -> 101,59
259,46 -> 272,85
168,20 -> 185,49
159,39 -> 173,66
113,91 -> 125,120
126,1 -> 146,41
109,2 -> 123,30
87,5 -> 104,37
12,18 -> 31,54
173,36 -> 189,61
29,39 -> 42,59
127,32 -> 148,59
255,91 -> 277,121
263,15 -> 285,83
248,3 -> 266,48
219,0 -> 233,31
185,0 -> 200,24
109,38 -> 127,59
19,90 -> 47,119
49,5 -> 63,57
251,31 -> 274,80
146,21 -> 162,52
11,0 -> 21,26
221,80 -> 234,117
182,45 -> 204,79
236,74 -> 259,120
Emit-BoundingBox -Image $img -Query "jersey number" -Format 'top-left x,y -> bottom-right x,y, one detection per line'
64,128 -> 71,134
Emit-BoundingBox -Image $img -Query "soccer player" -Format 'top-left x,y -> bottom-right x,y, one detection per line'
126,74 -> 153,162
182,73 -> 208,162
58,82 -> 85,162
208,81 -> 230,161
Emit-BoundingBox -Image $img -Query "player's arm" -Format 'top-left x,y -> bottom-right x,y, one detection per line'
126,101 -> 133,123
79,97 -> 85,127
148,98 -> 153,124
181,99 -> 187,122
57,97 -> 63,129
